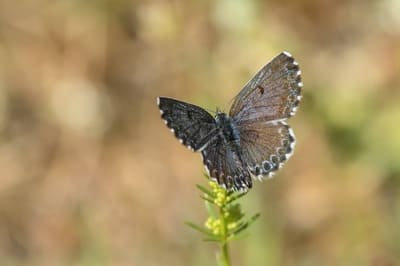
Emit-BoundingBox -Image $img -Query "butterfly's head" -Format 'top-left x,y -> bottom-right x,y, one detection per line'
215,111 -> 228,123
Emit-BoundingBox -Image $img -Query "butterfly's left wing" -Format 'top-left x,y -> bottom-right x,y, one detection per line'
158,97 -> 217,151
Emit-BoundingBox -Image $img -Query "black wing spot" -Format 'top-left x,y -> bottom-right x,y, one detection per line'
257,85 -> 265,95
262,161 -> 272,172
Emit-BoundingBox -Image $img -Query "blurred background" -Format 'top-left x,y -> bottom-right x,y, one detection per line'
0,0 -> 400,265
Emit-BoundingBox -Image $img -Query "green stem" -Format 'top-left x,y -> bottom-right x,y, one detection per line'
220,241 -> 230,266
219,203 -> 231,266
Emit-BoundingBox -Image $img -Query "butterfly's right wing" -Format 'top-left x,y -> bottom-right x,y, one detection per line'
228,52 -> 301,180
157,97 -> 217,151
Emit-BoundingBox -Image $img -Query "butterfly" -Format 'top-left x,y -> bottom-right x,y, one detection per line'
157,51 -> 302,191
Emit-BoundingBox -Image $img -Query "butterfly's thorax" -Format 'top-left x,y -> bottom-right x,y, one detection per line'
215,113 -> 240,145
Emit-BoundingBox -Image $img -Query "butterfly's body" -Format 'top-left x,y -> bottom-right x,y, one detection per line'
215,113 -> 240,145
158,51 -> 302,191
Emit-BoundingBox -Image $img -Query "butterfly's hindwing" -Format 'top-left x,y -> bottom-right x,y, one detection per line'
158,97 -> 217,151
201,134 -> 252,191
238,120 -> 295,179
229,51 -> 302,123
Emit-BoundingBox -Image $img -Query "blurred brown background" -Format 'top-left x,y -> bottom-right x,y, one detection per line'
1,0 -> 400,265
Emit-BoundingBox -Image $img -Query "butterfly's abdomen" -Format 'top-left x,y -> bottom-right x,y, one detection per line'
215,113 -> 240,144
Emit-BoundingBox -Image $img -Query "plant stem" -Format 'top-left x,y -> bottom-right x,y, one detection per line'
219,204 -> 231,266
220,241 -> 230,266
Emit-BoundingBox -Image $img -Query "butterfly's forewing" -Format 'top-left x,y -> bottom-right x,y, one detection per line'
158,97 -> 217,151
201,135 -> 252,191
229,52 -> 302,123
239,120 -> 295,179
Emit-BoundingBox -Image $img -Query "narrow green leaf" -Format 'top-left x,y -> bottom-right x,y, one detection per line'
248,213 -> 261,223
185,222 -> 215,237
227,221 -> 244,235
196,184 -> 215,198
227,232 -> 250,242
231,222 -> 250,236
231,213 -> 260,236
201,195 -> 215,205
226,191 -> 248,204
